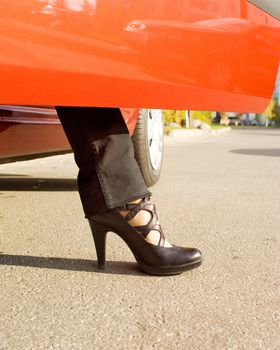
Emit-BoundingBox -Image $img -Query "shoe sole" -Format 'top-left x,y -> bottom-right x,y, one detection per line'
136,258 -> 202,276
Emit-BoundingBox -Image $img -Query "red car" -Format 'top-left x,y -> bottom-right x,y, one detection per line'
0,0 -> 279,185
0,106 -> 163,186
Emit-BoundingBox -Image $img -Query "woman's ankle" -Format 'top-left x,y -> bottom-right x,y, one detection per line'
118,198 -> 172,247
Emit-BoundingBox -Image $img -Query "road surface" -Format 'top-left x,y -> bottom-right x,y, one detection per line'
1,128 -> 280,349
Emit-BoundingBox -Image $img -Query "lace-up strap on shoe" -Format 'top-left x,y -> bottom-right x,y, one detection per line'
123,201 -> 149,222
133,204 -> 158,237
136,220 -> 166,247
119,197 -> 166,247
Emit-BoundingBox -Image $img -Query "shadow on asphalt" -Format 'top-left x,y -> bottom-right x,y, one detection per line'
230,149 -> 280,157
0,177 -> 77,191
0,254 -> 146,276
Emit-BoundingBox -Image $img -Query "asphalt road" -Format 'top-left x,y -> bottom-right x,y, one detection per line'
1,128 -> 280,350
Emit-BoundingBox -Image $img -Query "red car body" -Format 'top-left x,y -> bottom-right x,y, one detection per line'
0,106 -> 138,163
0,0 -> 279,162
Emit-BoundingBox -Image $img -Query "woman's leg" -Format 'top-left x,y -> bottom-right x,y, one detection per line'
56,106 -> 202,274
57,106 -> 172,247
56,107 -> 151,217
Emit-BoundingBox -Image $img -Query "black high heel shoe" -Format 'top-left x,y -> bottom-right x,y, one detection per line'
88,197 -> 202,275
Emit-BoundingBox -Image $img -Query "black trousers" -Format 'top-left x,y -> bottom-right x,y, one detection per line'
55,107 -> 151,217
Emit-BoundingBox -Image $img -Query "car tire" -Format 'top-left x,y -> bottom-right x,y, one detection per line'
132,109 -> 164,187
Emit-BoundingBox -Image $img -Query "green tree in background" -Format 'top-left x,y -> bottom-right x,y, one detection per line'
264,99 -> 280,126
162,110 -> 186,126
191,111 -> 212,125
163,110 -> 214,127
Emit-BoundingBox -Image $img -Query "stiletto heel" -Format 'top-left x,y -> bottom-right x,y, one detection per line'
88,221 -> 108,269
88,196 -> 202,275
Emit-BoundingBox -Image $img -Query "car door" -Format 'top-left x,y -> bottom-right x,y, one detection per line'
0,0 -> 279,112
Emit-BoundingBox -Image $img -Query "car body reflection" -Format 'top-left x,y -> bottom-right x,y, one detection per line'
0,0 -> 279,111
125,18 -> 280,94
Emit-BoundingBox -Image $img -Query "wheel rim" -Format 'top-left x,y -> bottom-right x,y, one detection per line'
147,109 -> 163,171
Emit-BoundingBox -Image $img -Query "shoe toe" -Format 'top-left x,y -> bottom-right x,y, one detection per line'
190,247 -> 202,263
179,247 -> 202,265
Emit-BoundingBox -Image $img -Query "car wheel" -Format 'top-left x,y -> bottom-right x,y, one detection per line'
132,109 -> 164,187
